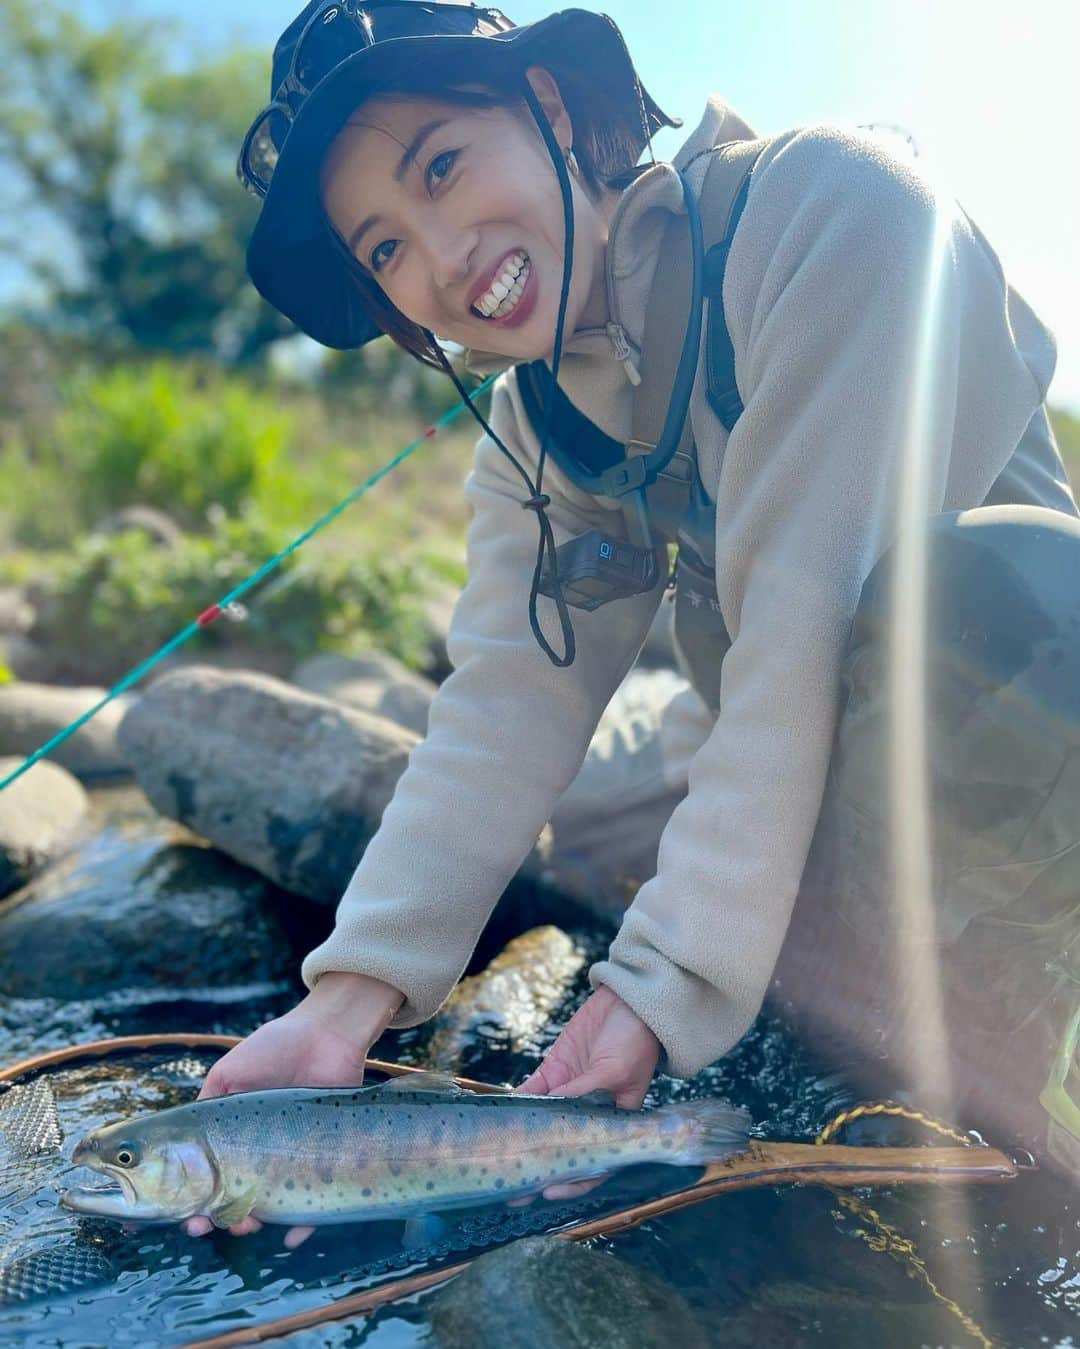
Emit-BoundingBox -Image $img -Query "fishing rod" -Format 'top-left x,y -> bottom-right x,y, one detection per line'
0,373 -> 498,795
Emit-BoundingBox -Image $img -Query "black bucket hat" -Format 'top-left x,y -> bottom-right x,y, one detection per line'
241,1 -> 678,349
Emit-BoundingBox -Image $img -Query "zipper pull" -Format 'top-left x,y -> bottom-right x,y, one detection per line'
606,322 -> 642,386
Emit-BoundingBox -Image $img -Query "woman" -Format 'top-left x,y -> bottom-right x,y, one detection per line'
187,0 -> 1080,1239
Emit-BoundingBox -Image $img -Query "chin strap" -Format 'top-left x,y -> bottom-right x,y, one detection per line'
432,78 -> 580,668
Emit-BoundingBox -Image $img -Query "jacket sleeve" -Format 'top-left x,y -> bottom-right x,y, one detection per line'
591,124 -> 1053,1078
301,372 -> 663,1024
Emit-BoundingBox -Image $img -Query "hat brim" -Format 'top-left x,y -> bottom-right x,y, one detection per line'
246,9 -> 678,349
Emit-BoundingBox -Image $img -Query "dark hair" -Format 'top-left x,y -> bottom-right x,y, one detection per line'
325,65 -> 651,368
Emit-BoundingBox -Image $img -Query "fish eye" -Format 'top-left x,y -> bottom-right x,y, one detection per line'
113,1144 -> 139,1167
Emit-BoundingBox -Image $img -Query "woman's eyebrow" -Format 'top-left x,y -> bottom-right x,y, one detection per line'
393,118 -> 451,182
346,118 -> 452,256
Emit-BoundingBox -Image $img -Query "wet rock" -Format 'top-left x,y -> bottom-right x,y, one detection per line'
427,1236 -> 708,1349
117,666 -> 417,904
0,838 -> 294,999
90,505 -> 181,549
426,926 -> 587,1072
0,683 -> 133,780
291,651 -> 435,736
0,757 -> 88,898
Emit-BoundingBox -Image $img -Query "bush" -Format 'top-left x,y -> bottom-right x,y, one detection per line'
20,519 -> 443,684
0,362 -> 292,545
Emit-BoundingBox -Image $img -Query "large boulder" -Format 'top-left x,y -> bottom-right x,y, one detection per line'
290,651 -> 435,736
426,1236 -> 708,1349
0,837 -> 295,999
0,757 -> 88,899
117,666 -> 418,904
0,683 -> 133,780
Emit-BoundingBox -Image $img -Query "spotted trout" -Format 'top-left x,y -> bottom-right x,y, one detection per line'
60,1072 -> 749,1228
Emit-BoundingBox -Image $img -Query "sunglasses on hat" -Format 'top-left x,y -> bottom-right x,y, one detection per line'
238,0 -> 513,198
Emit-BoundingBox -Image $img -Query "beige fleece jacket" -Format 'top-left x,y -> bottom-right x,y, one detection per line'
302,98 -> 1073,1078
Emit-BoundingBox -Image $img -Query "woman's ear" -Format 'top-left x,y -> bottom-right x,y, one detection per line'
522,65 -> 574,150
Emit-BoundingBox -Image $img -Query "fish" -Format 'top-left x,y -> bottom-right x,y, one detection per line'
58,1072 -> 750,1229
426,926 -> 587,1071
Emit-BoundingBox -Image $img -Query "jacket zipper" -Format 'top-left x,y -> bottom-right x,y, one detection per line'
605,321 -> 642,386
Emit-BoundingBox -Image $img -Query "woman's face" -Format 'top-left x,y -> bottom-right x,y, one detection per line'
320,68 -> 619,361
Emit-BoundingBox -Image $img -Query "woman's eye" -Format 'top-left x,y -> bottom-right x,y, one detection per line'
426,149 -> 458,190
370,239 -> 398,272
368,150 -> 458,272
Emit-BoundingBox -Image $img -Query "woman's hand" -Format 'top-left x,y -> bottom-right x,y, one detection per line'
184,971 -> 402,1246
515,984 -> 660,1200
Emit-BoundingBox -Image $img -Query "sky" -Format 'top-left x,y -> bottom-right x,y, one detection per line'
32,0 -> 1080,409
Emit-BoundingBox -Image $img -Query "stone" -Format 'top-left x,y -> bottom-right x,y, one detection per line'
0,833 -> 294,999
0,757 -> 88,899
424,926 -> 587,1072
426,1236 -> 708,1349
0,683 -> 134,780
90,505 -> 182,549
117,666 -> 418,904
291,650 -> 435,736
2,633 -> 73,686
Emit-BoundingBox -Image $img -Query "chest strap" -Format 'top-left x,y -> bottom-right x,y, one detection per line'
515,137 -> 769,537
630,138 -> 768,534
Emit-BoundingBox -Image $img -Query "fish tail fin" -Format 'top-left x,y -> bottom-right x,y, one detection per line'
666,1098 -> 751,1164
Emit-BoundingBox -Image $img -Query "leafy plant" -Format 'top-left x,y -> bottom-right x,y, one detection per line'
25,519 -> 443,684
0,360 -> 292,543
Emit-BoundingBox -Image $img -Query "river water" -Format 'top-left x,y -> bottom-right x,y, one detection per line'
0,787 -> 1076,1346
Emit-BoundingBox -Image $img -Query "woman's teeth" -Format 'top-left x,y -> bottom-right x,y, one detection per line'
473,253 -> 530,320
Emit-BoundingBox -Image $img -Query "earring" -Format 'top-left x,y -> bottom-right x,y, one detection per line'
564,145 -> 580,178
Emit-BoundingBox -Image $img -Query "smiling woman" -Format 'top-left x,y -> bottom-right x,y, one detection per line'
317,69 -> 620,363
191,0 -> 1080,1254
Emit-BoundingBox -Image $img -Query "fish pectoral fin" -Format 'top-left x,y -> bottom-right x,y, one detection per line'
402,1213 -> 451,1252
208,1186 -> 258,1229
383,1072 -> 471,1095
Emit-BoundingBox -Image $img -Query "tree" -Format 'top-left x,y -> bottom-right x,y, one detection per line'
0,0 -> 293,360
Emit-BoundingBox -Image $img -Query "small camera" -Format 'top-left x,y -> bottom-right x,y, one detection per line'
538,529 -> 659,611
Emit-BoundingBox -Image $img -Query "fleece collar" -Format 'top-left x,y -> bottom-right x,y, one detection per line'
462,97 -> 757,444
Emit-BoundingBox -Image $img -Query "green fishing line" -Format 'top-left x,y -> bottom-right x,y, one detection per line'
0,374 -> 497,794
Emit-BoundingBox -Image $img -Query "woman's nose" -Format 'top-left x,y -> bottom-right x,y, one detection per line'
425,225 -> 478,292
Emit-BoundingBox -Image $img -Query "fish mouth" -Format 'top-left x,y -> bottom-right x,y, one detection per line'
59,1163 -> 181,1222
59,1175 -> 173,1222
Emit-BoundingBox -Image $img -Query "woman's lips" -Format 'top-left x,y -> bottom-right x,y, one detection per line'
479,256 -> 538,330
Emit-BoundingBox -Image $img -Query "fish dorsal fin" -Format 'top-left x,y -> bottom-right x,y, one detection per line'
572,1089 -> 617,1108
380,1071 -> 469,1095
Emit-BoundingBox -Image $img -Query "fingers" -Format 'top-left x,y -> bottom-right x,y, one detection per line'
283,1225 -> 315,1249
542,1174 -> 608,1201
183,1214 -> 262,1238
515,1058 -> 577,1096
